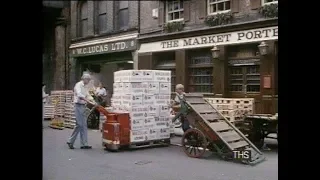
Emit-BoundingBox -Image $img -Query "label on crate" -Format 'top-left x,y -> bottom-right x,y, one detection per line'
131,118 -> 145,130
147,82 -> 160,94
154,71 -> 171,82
154,94 -> 171,105
159,83 -> 171,94
148,128 -> 157,140
144,117 -> 155,128
155,122 -> 170,128
130,130 -> 148,142
147,105 -> 159,117
113,83 -> 123,92
143,94 -> 155,105
141,70 -> 154,81
156,128 -> 170,139
155,116 -> 170,122
123,82 -> 148,94
159,105 -> 170,116
122,94 -> 143,106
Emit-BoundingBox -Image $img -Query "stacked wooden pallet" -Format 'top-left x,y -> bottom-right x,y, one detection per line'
64,103 -> 76,129
65,90 -> 74,104
44,104 -> 55,119
205,98 -> 254,122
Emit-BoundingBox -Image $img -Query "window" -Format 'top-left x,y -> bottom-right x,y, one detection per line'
154,53 -> 176,92
79,1 -> 88,37
208,0 -> 231,15
228,44 -> 261,94
118,1 -> 129,30
97,1 -> 107,33
229,66 -> 260,93
167,0 -> 184,22
188,50 -> 213,93
262,0 -> 278,5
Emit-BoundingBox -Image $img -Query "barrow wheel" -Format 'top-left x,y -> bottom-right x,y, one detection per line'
87,110 -> 99,129
181,128 -> 207,158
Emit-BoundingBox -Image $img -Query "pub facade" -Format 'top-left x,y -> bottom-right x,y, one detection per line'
138,0 -> 278,114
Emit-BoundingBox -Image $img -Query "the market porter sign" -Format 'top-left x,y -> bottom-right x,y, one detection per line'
70,39 -> 137,57
138,26 -> 278,53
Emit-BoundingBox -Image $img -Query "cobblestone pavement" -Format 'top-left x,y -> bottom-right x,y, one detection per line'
43,121 -> 278,180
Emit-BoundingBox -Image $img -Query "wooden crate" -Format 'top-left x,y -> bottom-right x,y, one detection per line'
204,98 -> 254,122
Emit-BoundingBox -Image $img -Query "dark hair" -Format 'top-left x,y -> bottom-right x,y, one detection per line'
42,83 -> 46,86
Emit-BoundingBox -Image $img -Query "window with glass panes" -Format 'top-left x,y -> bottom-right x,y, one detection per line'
154,53 -> 176,92
262,0 -> 278,5
208,0 -> 231,15
188,50 -> 213,93
97,1 -> 107,33
167,0 -> 184,22
228,44 -> 261,94
79,1 -> 88,37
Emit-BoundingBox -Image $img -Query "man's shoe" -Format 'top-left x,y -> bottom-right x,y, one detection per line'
80,146 -> 92,149
67,142 -> 75,149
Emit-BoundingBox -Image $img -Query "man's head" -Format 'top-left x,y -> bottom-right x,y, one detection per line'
175,84 -> 184,94
81,74 -> 91,85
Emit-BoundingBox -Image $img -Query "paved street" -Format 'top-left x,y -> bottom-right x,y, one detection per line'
43,122 -> 278,180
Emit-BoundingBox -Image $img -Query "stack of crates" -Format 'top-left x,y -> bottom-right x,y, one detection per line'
205,98 -> 254,123
63,103 -> 76,128
44,104 -> 55,119
50,91 -> 67,117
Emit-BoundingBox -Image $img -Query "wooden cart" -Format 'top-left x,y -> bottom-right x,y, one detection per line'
176,93 -> 265,165
240,114 -> 278,149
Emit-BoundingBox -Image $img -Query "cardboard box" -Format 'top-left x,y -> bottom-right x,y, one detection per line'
111,94 -> 122,106
123,82 -> 148,94
156,128 -> 171,139
155,116 -> 171,122
143,94 -> 156,105
159,105 -> 170,116
147,105 -> 159,117
148,128 -> 157,140
155,121 -> 171,128
147,82 -> 160,94
141,70 -> 154,82
159,83 -> 171,94
130,130 -> 148,142
131,118 -> 145,130
113,83 -> 123,92
154,70 -> 171,82
121,94 -> 143,106
154,94 -> 171,105
144,117 -> 155,128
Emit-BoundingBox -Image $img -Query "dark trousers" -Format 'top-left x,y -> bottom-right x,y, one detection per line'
181,115 -> 190,132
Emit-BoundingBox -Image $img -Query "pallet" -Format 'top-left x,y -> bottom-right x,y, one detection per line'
63,122 -> 75,129
129,139 -> 170,149
49,125 -> 64,130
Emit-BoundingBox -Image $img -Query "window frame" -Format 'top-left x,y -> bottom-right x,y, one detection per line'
166,0 -> 184,23
118,1 -> 129,30
261,0 -> 278,6
207,0 -> 231,16
96,1 -> 107,34
79,1 -> 88,37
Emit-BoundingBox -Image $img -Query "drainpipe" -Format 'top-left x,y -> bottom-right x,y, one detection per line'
138,0 -> 141,34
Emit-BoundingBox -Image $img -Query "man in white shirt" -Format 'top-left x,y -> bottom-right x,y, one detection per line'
42,83 -> 49,128
67,74 -> 94,149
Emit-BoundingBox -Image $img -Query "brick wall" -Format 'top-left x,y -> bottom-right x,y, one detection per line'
70,0 -> 139,41
139,0 -> 269,37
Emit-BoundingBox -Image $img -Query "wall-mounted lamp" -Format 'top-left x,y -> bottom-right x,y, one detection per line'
258,41 -> 269,56
211,45 -> 220,59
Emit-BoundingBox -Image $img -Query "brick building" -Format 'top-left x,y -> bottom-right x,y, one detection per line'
137,0 -> 278,114
43,1 -> 70,91
68,0 -> 139,93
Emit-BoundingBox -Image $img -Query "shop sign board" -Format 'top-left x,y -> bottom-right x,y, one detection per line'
138,26 -> 278,53
70,39 -> 137,57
